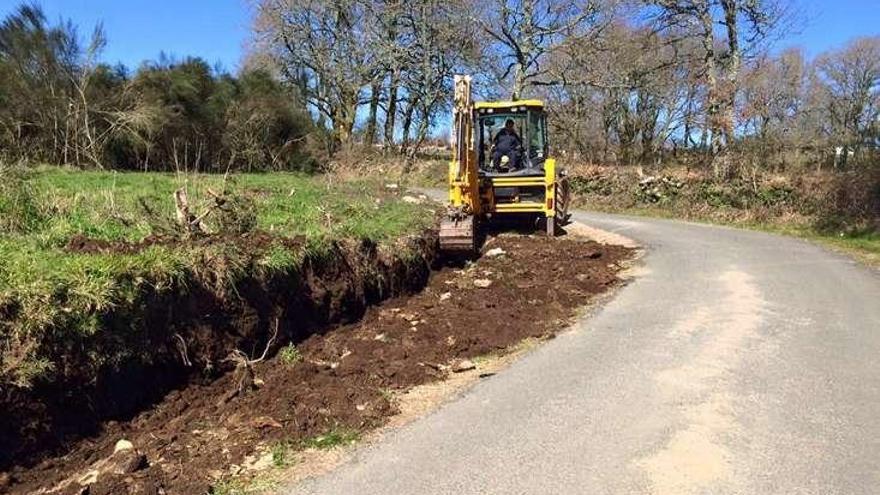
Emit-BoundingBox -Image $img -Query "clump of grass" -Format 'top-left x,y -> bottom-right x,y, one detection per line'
210,477 -> 279,495
279,344 -> 302,366
258,244 -> 301,275
301,427 -> 360,450
270,439 -> 296,468
378,388 -> 394,402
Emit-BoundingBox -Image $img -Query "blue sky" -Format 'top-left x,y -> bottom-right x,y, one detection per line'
0,0 -> 253,71
0,0 -> 878,71
785,0 -> 880,58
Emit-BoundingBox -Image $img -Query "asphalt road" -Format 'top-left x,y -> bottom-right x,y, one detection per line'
287,211 -> 880,495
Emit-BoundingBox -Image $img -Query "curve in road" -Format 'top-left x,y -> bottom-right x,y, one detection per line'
286,211 -> 880,495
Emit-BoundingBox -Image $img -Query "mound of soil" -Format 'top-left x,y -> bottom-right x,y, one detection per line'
1,230 -> 434,484
3,234 -> 631,495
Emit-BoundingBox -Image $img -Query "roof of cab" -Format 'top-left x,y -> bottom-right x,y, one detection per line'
474,100 -> 544,109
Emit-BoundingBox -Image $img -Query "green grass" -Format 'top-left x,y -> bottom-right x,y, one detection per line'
270,439 -> 297,468
278,344 -> 302,366
210,477 -> 279,495
23,165 -> 429,244
301,427 -> 360,450
0,165 -> 434,388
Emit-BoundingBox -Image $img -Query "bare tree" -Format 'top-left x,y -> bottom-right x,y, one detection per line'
648,0 -> 788,165
363,0 -> 406,149
473,0 -> 607,100
397,0 -> 476,156
254,0 -> 374,144
739,48 -> 805,157
812,36 -> 880,155
540,21 -> 693,164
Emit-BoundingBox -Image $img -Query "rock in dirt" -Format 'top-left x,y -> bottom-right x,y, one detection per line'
451,359 -> 476,373
401,195 -> 422,204
105,439 -> 147,475
439,292 -> 452,301
129,479 -> 163,495
473,279 -> 493,288
385,183 -> 399,190
586,250 -> 602,259
79,469 -> 100,486
485,247 -> 506,257
111,449 -> 148,474
113,439 -> 134,454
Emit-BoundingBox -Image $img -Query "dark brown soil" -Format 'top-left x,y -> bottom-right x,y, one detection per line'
1,231 -> 434,485
2,234 -> 631,495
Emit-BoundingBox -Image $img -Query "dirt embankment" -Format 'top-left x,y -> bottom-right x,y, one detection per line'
0,230 -> 436,491
2,232 -> 632,495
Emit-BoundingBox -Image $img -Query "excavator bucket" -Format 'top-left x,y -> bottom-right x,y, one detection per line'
439,215 -> 475,254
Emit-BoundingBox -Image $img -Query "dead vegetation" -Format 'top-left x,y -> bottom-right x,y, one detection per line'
219,320 -> 280,406
566,163 -> 880,233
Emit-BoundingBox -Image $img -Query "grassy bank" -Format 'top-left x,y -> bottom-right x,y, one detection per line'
566,165 -> 880,268
0,166 -> 434,389
585,204 -> 880,267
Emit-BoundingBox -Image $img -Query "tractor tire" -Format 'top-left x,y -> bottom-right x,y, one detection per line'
555,176 -> 571,226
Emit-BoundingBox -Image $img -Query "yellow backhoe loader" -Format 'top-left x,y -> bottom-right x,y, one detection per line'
440,75 -> 570,253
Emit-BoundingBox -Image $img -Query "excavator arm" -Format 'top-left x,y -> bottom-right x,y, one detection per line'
439,75 -> 478,254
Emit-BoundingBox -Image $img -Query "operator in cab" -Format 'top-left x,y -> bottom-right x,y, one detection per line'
492,118 -> 522,170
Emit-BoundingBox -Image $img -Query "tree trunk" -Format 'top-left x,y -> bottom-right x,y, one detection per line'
331,88 -> 359,146
699,3 -> 721,173
399,101 -> 415,154
719,0 -> 741,149
384,70 -> 399,151
512,64 -> 526,101
511,0 -> 536,101
365,81 -> 381,146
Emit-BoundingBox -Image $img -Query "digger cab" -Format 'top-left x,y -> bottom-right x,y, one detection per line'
441,79 -> 569,254
475,100 -> 547,177
471,100 -> 565,229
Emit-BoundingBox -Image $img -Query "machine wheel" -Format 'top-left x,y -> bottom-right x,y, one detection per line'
555,177 -> 571,225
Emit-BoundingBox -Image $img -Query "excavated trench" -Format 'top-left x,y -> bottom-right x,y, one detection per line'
0,228 -> 632,495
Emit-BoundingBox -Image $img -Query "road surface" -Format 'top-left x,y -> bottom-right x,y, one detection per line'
286,211 -> 880,495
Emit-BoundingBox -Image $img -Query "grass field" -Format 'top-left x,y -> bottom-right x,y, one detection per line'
0,165 -> 433,387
